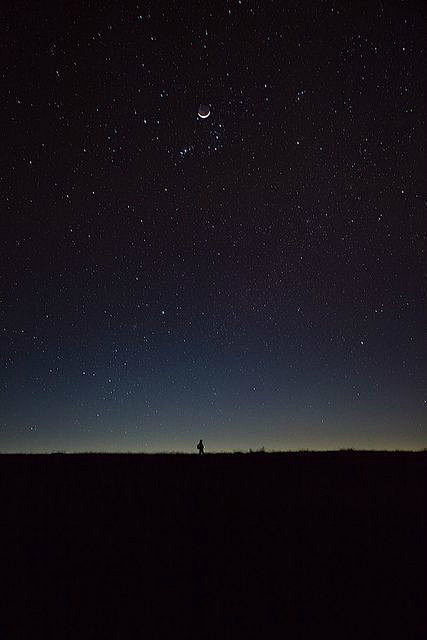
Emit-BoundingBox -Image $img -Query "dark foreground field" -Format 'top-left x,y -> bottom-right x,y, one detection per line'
1,451 -> 426,638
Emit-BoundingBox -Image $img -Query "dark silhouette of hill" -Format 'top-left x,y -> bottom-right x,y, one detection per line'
1,451 -> 426,638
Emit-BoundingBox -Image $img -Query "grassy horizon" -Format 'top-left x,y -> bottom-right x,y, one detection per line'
1,448 -> 426,456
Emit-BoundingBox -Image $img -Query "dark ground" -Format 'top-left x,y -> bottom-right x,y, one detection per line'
1,451 -> 426,638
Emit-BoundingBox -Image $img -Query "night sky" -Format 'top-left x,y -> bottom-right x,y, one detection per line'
1,2 -> 426,453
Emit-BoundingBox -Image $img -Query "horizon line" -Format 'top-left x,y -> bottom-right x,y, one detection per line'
1,448 -> 426,455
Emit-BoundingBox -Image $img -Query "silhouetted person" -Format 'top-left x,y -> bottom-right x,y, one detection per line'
197,439 -> 204,455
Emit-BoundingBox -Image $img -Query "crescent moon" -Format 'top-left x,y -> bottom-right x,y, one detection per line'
198,105 -> 211,119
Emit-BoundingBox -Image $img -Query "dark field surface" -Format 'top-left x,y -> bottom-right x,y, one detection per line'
2,452 -> 426,638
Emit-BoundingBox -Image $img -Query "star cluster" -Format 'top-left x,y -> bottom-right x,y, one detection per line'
1,2 -> 426,452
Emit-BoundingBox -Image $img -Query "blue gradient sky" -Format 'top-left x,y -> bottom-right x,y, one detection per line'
1,2 -> 426,452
